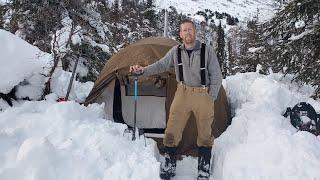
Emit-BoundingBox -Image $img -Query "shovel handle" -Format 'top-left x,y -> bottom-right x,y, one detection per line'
132,75 -> 138,141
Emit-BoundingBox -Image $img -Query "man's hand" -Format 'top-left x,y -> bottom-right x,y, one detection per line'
129,65 -> 144,74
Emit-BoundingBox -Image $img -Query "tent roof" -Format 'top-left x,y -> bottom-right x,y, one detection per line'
85,37 -> 179,104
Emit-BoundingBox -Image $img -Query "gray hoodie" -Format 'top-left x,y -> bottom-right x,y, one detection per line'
143,40 -> 222,100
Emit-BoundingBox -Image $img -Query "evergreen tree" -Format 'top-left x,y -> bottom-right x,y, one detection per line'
226,15 -> 238,25
157,6 -> 186,41
0,4 -> 5,28
225,26 -> 242,75
216,21 -> 226,78
196,9 -> 214,23
111,0 -> 120,23
226,38 -> 235,75
260,0 -> 320,98
140,0 -> 157,37
196,9 -> 215,44
5,0 -> 63,52
144,0 -> 156,26
238,18 -> 263,73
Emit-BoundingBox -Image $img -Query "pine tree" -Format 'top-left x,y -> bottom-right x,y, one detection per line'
216,21 -> 226,78
196,9 -> 214,23
157,6 -> 186,41
140,0 -> 157,37
227,38 -> 235,75
239,18 -> 263,73
0,4 -> 5,28
5,0 -> 63,52
196,9 -> 215,43
111,0 -> 120,23
260,0 -> 320,98
144,0 -> 156,26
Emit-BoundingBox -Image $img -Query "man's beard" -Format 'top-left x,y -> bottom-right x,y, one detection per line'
184,36 -> 195,44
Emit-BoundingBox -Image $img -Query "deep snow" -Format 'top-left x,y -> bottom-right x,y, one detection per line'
0,29 -> 93,105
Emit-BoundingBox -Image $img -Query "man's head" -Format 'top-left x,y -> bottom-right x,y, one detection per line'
179,19 -> 196,46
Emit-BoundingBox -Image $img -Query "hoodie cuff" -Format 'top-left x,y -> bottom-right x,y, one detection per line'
208,84 -> 219,101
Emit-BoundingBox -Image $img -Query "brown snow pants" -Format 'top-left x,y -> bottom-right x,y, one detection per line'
163,83 -> 215,147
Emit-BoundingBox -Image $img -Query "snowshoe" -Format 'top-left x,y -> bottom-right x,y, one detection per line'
283,102 -> 320,135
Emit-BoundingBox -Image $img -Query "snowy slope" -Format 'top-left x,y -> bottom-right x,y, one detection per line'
0,29 -> 93,104
155,0 -> 278,22
214,73 -> 320,180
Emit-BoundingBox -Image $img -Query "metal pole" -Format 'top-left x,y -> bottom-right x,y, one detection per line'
65,57 -> 79,101
132,74 -> 138,141
164,9 -> 168,37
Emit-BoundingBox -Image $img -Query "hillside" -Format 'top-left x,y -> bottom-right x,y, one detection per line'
155,0 -> 278,22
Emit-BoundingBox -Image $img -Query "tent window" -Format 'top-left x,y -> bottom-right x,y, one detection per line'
125,76 -> 167,97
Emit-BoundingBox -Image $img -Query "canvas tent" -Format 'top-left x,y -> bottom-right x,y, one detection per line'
85,37 -> 231,155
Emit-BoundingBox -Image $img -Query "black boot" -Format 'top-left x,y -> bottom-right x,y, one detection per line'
160,146 -> 177,180
197,147 -> 212,180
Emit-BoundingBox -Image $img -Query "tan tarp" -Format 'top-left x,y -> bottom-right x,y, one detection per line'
85,37 -> 231,155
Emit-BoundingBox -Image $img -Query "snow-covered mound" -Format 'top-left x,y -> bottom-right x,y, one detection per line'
50,69 -> 94,102
0,99 -> 159,180
0,30 -> 93,104
212,72 -> 320,180
0,29 -> 52,96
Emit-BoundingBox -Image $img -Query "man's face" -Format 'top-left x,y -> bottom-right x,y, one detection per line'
179,22 -> 196,45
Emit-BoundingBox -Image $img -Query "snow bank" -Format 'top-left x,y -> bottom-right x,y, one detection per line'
0,30 -> 52,98
213,72 -> 320,180
0,29 -> 92,102
0,100 -> 160,180
51,69 -> 93,102
0,98 -> 10,111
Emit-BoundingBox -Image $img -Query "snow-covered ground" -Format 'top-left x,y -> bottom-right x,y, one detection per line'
0,99 -> 159,180
1,29 -> 320,180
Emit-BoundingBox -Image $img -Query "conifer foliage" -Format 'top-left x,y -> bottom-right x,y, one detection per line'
260,0 -> 320,98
